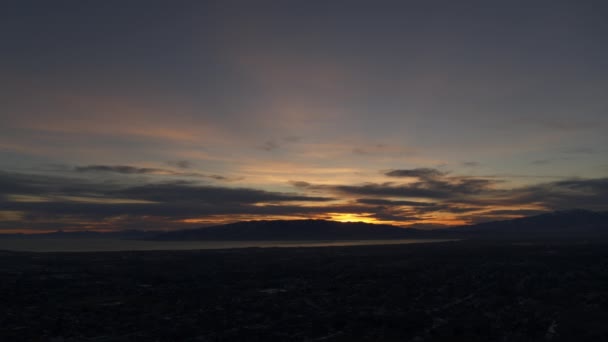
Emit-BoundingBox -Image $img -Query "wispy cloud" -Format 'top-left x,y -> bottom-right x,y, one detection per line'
76,165 -> 174,175
352,144 -> 414,156
3,165 -> 608,231
257,136 -> 304,152
74,164 -> 240,182
462,161 -> 480,167
384,168 -> 447,180
314,168 -> 499,199
0,170 -> 338,231
167,160 -> 193,169
355,198 -> 436,207
259,140 -> 280,151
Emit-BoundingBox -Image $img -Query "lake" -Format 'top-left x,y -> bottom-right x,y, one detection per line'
0,238 -> 457,252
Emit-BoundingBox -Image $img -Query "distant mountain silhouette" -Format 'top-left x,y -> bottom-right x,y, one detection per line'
154,210 -> 608,241
444,209 -> 608,238
153,219 -> 423,241
4,210 -> 608,241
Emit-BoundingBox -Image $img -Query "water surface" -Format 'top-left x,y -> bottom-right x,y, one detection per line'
0,238 -> 457,252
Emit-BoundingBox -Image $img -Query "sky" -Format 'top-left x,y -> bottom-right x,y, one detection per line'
1,0 -> 608,232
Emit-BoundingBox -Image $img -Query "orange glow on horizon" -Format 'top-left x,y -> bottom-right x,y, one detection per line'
326,213 -> 379,224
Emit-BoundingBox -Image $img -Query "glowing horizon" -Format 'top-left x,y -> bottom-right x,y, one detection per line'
1,1 -> 607,233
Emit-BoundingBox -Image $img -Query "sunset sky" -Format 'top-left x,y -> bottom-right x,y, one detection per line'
1,1 -> 607,232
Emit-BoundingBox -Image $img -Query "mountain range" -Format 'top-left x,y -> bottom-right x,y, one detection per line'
153,219 -> 422,241
446,209 -> 608,238
3,210 -> 608,240
151,210 -> 608,240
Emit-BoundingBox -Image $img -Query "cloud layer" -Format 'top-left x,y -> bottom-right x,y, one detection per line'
1,2 -> 607,232
2,166 -> 608,232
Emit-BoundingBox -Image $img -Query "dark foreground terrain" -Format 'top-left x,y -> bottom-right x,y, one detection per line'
2,240 -> 608,341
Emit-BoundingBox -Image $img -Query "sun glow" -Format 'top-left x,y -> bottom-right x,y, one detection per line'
326,213 -> 379,224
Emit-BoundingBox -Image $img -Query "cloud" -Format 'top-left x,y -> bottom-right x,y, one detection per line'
0,171 -> 341,231
74,164 -> 240,182
352,144 -> 413,156
370,211 -> 421,222
114,183 -> 333,204
4,167 -> 608,231
0,200 -> 378,231
447,178 -> 608,212
355,198 -> 436,207
382,168 -> 501,198
317,176 -> 498,199
75,165 -> 170,175
1,170 -> 332,208
352,147 -> 368,155
207,175 -> 237,181
480,209 -> 549,216
167,160 -> 193,169
259,140 -> 280,151
0,173 -> 43,195
257,136 -> 304,152
0,171 -> 117,197
300,173 -> 608,220
326,183 -> 454,199
0,170 -> 424,230
462,161 -> 480,167
289,180 -> 312,188
384,168 -> 446,179
446,178 -> 497,194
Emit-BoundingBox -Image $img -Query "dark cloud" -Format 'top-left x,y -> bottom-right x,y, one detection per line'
552,178 -> 608,193
446,178 -> 497,194
449,178 -> 608,212
76,165 -> 167,174
408,222 -> 452,230
75,164 -> 240,182
0,201 -> 380,231
384,168 -> 446,179
259,140 -> 279,151
353,197 -> 483,216
167,160 -> 193,169
4,168 -> 608,231
370,211 -> 420,222
531,179 -> 608,211
289,180 -> 311,188
462,161 -> 480,167
115,183 -> 333,204
318,176 -> 498,199
355,198 -> 435,207
1,198 -> 344,220
0,171 -> 332,205
327,183 -> 453,199
207,174 -> 239,182
0,172 -> 44,195
0,171 -> 121,197
0,171 -> 342,231
437,206 -> 485,214
258,137 -> 303,151
352,147 -> 368,155
481,209 -> 549,216
382,168 -> 501,198
308,175 -> 608,219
